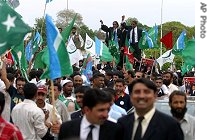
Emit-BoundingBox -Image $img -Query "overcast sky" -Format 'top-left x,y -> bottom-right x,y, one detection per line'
16,0 -> 195,30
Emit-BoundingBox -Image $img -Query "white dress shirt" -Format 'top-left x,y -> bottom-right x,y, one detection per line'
130,27 -> 138,43
132,106 -> 156,139
80,115 -> 100,140
11,99 -> 48,140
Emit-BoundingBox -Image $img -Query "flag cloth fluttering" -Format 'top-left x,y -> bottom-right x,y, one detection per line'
181,38 -> 195,75
160,31 -> 173,50
172,30 -> 186,55
0,1 -> 31,55
11,41 -> 29,81
42,14 -> 73,80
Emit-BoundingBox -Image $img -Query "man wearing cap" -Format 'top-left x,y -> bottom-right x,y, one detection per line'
11,83 -> 48,140
35,85 -> 62,139
59,79 -> 76,113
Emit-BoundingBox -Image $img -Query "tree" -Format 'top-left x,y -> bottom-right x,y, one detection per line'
55,9 -> 83,29
125,17 -> 149,29
34,17 -> 46,46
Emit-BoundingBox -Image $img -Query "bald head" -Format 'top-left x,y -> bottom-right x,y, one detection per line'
73,75 -> 83,87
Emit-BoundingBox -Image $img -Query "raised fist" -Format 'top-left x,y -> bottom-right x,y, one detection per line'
122,15 -> 125,20
100,20 -> 103,24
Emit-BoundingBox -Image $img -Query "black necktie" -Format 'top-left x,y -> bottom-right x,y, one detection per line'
132,28 -> 135,44
113,30 -> 116,40
134,116 -> 144,140
87,125 -> 95,140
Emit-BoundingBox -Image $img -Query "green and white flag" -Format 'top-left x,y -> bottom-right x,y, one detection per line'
11,41 -> 29,81
85,33 -> 96,56
0,1 -> 31,55
181,39 -> 195,75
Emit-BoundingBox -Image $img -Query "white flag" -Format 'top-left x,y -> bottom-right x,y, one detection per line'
156,49 -> 175,69
67,37 -> 83,65
85,33 -> 96,56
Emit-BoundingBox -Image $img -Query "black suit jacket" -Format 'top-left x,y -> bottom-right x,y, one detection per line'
117,110 -> 184,140
58,118 -> 123,140
125,25 -> 142,44
70,110 -> 83,120
101,24 -> 122,46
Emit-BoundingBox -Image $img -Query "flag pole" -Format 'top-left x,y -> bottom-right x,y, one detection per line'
67,0 -> 69,10
40,2 -> 47,36
160,0 -> 163,70
50,80 -> 56,124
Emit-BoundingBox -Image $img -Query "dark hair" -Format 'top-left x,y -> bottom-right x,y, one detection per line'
163,71 -> 174,78
169,90 -> 187,104
103,87 -> 117,97
74,86 -> 91,95
23,83 -> 38,99
115,78 -> 125,85
72,27 -> 77,30
113,21 -> 119,27
105,70 -> 113,77
29,69 -> 37,80
53,83 -> 62,92
15,76 -> 27,84
127,70 -> 135,78
135,70 -> 145,78
58,27 -> 63,31
155,76 -> 163,81
7,73 -> 15,82
83,88 -> 112,109
128,78 -> 157,94
92,73 -> 105,80
36,69 -> 43,79
0,91 -> 5,115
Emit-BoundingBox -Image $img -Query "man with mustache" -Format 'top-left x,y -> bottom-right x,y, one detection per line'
162,71 -> 178,96
118,78 -> 184,140
58,88 -> 122,140
169,90 -> 195,140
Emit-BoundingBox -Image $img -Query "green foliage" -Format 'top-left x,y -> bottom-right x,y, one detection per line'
33,11 -> 194,72
56,9 -> 83,29
34,17 -> 46,46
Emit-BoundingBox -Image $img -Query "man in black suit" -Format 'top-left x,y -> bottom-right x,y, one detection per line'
100,20 -> 121,47
58,88 -> 122,140
124,18 -> 143,70
117,78 -> 184,140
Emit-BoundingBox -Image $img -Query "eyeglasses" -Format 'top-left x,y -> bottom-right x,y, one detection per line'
113,24 -> 117,25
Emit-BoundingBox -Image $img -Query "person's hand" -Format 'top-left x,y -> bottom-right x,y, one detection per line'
51,121 -> 61,134
122,15 -> 125,21
100,20 -> 103,24
43,109 -> 49,120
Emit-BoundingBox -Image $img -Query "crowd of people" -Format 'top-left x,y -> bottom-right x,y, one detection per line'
0,56 -> 195,140
0,16 -> 195,140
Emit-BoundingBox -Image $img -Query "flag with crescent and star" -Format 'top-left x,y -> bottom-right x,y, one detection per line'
0,1 -> 31,56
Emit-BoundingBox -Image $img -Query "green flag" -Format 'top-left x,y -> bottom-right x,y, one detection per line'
125,55 -> 133,71
33,47 -> 48,69
172,31 -> 187,55
139,25 -> 158,50
0,1 -> 31,55
11,41 -> 29,81
108,39 -> 120,64
61,14 -> 77,43
41,14 -> 73,79
181,39 -> 195,75
125,36 -> 134,53
100,43 -> 113,62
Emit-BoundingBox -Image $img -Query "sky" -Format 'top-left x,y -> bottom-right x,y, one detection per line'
15,0 -> 195,30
